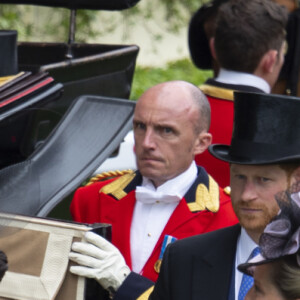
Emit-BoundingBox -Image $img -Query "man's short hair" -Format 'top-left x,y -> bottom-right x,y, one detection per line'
188,83 -> 211,133
215,0 -> 288,73
279,163 -> 300,185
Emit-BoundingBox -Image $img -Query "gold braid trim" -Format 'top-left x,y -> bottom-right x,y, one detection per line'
200,83 -> 235,101
86,169 -> 134,186
188,175 -> 220,213
99,171 -> 136,200
137,286 -> 154,300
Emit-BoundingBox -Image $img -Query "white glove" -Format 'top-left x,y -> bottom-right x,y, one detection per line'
69,231 -> 130,292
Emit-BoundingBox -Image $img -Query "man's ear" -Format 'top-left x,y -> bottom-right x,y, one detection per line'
193,132 -> 212,156
209,37 -> 217,61
259,49 -> 278,74
209,37 -> 220,77
290,166 -> 300,185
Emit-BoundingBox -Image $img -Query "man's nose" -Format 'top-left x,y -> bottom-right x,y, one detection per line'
240,181 -> 257,202
142,129 -> 156,149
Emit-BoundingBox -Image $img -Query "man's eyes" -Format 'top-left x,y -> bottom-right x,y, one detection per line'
157,126 -> 177,137
232,175 -> 271,182
161,127 -> 173,134
133,123 -> 175,135
134,122 -> 146,130
233,174 -> 246,180
259,177 -> 271,183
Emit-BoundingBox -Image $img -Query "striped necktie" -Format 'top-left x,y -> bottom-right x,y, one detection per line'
238,247 -> 260,300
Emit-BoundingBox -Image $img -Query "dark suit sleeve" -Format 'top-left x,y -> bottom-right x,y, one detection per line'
113,245 -> 174,300
114,272 -> 154,300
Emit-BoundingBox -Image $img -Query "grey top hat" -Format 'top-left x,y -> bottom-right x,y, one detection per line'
209,91 -> 300,164
0,30 -> 18,77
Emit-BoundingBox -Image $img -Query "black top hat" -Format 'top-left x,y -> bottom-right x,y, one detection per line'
0,30 -> 18,77
209,91 -> 300,164
188,0 -> 228,69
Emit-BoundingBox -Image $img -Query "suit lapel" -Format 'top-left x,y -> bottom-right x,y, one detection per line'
191,225 -> 241,300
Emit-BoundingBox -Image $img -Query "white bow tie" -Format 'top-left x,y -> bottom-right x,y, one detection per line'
135,186 -> 182,204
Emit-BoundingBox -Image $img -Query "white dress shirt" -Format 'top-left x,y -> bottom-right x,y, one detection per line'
235,228 -> 258,300
216,68 -> 271,93
130,162 -> 198,273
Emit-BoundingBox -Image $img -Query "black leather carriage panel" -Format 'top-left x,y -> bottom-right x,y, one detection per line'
0,0 -> 141,10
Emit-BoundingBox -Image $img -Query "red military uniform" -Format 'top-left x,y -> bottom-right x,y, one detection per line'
71,166 -> 238,282
197,79 -> 265,188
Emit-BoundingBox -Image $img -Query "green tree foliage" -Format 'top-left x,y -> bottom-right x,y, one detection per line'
0,0 -> 207,42
0,5 -> 99,42
130,58 -> 212,100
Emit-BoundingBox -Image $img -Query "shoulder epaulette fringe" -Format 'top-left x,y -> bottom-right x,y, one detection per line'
188,175 -> 220,213
200,83 -> 235,101
99,171 -> 136,200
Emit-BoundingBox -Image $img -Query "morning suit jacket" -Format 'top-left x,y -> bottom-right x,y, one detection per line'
115,224 -> 241,300
70,166 -> 238,282
196,79 -> 265,188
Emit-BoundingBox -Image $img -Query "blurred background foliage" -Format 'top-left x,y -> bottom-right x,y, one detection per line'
130,58 -> 212,100
0,0 -> 207,42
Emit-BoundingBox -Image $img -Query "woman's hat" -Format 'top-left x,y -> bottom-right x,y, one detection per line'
209,91 -> 300,164
0,30 -> 18,77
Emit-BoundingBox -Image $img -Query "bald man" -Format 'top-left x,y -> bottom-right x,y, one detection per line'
69,81 -> 238,295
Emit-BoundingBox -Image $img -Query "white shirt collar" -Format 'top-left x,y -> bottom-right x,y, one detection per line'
141,161 -> 198,199
215,68 -> 271,93
238,228 -> 258,265
131,162 -> 198,273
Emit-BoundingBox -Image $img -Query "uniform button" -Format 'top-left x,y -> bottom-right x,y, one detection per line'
148,233 -> 151,237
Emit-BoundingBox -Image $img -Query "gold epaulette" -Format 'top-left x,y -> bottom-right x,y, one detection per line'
200,83 -> 235,101
86,169 -> 134,186
99,170 -> 136,200
137,286 -> 154,300
188,175 -> 220,213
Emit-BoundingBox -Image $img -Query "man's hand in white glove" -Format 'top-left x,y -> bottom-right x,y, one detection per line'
69,231 -> 131,292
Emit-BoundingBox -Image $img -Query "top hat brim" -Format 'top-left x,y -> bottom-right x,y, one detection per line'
209,144 -> 300,165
